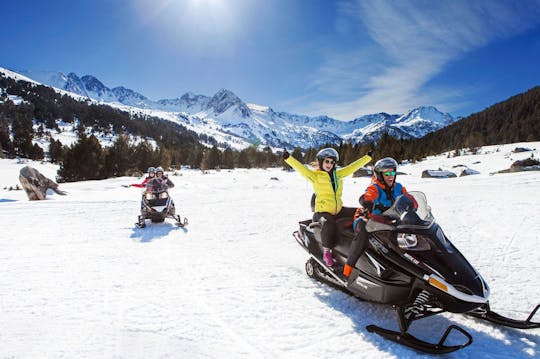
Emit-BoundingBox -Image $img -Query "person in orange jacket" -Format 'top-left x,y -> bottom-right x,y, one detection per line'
343,157 -> 407,278
130,167 -> 156,188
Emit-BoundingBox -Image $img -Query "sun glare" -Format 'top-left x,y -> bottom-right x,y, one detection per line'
131,0 -> 254,56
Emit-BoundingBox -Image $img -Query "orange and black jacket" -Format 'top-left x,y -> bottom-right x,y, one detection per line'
354,177 -> 407,220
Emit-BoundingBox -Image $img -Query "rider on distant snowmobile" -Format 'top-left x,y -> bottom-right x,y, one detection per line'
343,157 -> 408,278
145,166 -> 174,191
130,167 -> 156,188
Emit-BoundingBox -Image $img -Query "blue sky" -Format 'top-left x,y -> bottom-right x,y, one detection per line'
2,0 -> 540,120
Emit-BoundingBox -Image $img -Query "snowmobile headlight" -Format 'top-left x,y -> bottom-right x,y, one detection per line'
397,233 -> 431,251
145,193 -> 156,200
159,192 -> 168,199
397,233 -> 417,248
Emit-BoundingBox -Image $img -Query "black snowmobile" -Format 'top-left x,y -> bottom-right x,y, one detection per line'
136,181 -> 188,228
293,191 -> 539,354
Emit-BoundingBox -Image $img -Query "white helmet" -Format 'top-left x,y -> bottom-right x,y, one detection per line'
316,148 -> 339,170
316,147 -> 339,161
373,157 -> 398,182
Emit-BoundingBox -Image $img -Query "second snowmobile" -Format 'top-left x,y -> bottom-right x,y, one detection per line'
293,191 -> 539,354
136,179 -> 188,228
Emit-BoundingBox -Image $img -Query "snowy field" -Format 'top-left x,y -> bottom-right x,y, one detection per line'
1,142 -> 539,358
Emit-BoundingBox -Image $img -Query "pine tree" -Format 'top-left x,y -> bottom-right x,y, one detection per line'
201,145 -> 222,170
237,149 -> 251,168
11,112 -> 34,157
58,134 -> 105,182
0,114 -> 12,155
132,141 -> 155,171
29,143 -> 44,160
187,146 -> 204,169
156,146 -> 172,170
103,135 -> 133,177
291,147 -> 304,162
49,138 -> 64,163
221,148 -> 235,169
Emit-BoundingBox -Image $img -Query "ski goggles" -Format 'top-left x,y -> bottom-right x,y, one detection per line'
383,171 -> 396,176
323,159 -> 336,164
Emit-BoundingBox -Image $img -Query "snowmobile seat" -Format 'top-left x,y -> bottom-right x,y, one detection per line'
336,206 -> 356,241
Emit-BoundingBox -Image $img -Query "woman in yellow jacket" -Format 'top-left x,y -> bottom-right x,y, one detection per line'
284,148 -> 372,267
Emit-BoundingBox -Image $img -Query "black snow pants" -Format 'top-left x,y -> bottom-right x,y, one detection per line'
346,218 -> 369,266
313,209 -> 350,249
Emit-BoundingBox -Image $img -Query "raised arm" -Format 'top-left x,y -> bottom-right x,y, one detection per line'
284,154 -> 315,183
336,154 -> 372,177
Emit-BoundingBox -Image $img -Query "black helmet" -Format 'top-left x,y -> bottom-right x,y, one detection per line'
373,157 -> 398,182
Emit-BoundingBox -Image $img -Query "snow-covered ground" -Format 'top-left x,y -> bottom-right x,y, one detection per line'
1,142 -> 539,358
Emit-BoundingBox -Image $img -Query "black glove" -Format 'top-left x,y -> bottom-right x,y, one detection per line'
359,196 -> 373,211
367,150 -> 373,157
282,150 -> 290,159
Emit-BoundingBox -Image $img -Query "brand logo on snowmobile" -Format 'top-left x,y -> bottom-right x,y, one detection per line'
404,253 -> 420,265
369,238 -> 388,253
355,276 -> 378,290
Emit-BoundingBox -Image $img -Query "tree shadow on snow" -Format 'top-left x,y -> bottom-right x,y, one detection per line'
312,283 -> 539,358
130,222 -> 188,243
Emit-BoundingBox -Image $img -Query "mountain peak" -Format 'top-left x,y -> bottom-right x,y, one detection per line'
206,89 -> 250,117
112,86 -> 148,102
397,106 -> 454,126
80,75 -> 107,93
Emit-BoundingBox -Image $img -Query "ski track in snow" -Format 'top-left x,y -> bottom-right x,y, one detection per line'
1,143 -> 539,358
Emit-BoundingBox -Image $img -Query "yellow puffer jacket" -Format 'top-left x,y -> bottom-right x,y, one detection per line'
285,154 -> 372,214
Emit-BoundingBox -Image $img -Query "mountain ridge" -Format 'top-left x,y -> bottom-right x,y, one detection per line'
9,68 -> 457,149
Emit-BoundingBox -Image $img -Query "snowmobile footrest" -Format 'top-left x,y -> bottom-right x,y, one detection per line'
366,324 -> 472,354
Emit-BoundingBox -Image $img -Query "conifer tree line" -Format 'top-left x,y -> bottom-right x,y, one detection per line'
1,72 -> 539,182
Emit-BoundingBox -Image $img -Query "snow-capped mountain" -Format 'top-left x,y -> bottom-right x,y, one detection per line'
156,92 -> 210,113
393,106 -> 455,136
18,70 -> 153,108
9,68 -> 457,149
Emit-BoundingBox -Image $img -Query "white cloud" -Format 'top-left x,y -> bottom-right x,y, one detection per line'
300,0 -> 540,119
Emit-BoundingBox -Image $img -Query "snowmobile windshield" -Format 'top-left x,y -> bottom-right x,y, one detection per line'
146,179 -> 169,193
371,192 -> 455,254
368,192 -> 434,232
384,192 -> 432,224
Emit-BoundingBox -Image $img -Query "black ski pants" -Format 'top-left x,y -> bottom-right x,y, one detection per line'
313,209 -> 350,249
346,218 -> 369,266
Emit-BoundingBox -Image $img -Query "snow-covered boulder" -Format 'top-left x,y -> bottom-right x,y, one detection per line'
511,158 -> 540,168
353,167 -> 373,177
459,168 -> 480,177
421,170 -> 457,178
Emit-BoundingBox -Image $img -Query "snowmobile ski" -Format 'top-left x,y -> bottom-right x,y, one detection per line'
467,303 -> 540,329
175,215 -> 188,227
